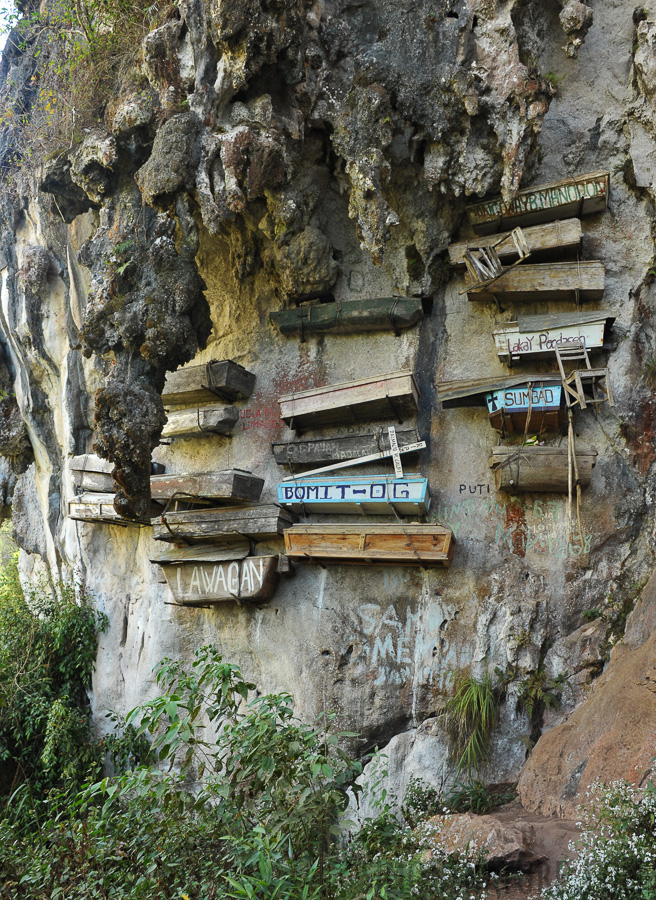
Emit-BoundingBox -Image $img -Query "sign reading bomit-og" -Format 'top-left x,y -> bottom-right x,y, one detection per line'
277,474 -> 430,515
485,385 -> 562,414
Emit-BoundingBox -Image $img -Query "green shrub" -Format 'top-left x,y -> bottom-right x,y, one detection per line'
542,780 -> 656,900
438,670 -> 500,777
0,645 -> 492,899
0,554 -> 106,821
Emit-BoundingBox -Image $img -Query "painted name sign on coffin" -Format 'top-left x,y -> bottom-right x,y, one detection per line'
162,555 -> 280,604
485,385 -> 562,414
277,474 -> 430,515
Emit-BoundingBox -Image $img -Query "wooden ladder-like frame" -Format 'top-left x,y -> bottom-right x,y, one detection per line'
554,340 -> 614,410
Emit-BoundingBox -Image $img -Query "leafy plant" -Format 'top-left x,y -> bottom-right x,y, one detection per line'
0,553 -> 106,822
438,669 -> 500,777
517,667 -> 566,719
541,781 -> 656,900
643,355 -> 656,388
0,646 -> 494,899
401,775 -> 443,828
444,779 -> 516,815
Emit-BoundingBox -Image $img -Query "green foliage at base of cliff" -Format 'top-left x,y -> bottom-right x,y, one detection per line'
0,554 -> 106,823
0,646 -> 491,900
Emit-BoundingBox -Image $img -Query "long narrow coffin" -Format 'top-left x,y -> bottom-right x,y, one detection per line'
278,475 -> 430,515
160,555 -> 281,605
272,428 -> 422,467
68,493 -> 153,527
161,406 -> 239,440
449,219 -> 582,269
270,297 -> 423,336
466,261 -> 605,302
489,446 -> 598,492
162,360 -> 255,405
284,524 -> 454,567
486,383 -> 565,434
153,504 -> 297,543
466,171 -> 609,235
150,470 -> 264,504
72,455 -> 165,492
493,311 -> 615,362
279,371 -> 419,431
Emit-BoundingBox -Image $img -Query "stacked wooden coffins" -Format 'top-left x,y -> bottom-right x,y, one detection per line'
150,469 -> 295,606
441,171 -> 612,494
160,359 -> 254,440
68,455 -> 165,526
273,372 -> 454,567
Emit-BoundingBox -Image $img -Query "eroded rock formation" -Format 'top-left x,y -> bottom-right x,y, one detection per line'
0,0 -> 653,831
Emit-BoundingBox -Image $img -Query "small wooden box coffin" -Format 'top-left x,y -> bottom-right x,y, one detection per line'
493,311 -> 615,363
150,470 -> 264,504
466,171 -> 609,235
272,428 -> 422,467
284,524 -> 454,567
162,360 -> 255,405
72,455 -> 165,493
68,493 -> 154,526
466,261 -> 605,303
448,219 -> 582,269
161,406 -> 239,440
278,475 -> 430,515
159,554 -> 282,605
279,370 -> 419,431
270,297 -> 423,336
489,445 -> 598,493
153,504 -> 297,543
486,383 -> 565,434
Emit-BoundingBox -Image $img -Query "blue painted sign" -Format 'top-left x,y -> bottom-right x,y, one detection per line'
485,384 -> 562,414
277,474 -> 431,515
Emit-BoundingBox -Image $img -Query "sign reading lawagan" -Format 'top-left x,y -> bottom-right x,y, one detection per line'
161,555 -> 280,604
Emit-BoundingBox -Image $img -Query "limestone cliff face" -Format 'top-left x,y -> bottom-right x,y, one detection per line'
0,0 -> 654,815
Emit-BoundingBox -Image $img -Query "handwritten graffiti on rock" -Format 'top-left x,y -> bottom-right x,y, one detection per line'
350,602 -> 450,686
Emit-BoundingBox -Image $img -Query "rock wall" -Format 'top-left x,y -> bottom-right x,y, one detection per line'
0,0 -> 654,814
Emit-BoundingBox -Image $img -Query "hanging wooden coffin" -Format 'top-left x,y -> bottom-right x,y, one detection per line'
153,504 -> 297,544
68,493 -> 155,526
466,171 -> 609,235
284,524 -> 454,567
278,474 -> 430,515
160,555 -> 281,605
466,261 -> 605,303
71,455 -> 165,492
150,470 -> 264,504
489,445 -> 598,492
272,428 -> 422,467
161,406 -> 239,440
493,311 -> 615,362
162,360 -> 256,405
270,297 -> 423,337
448,219 -> 582,269
486,383 -> 566,434
279,371 -> 419,431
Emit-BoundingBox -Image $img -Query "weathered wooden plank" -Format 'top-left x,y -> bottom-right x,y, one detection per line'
493,313 -> 614,362
150,470 -> 264,503
151,542 -> 251,564
489,446 -> 597,492
270,297 -> 423,336
279,371 -> 419,430
71,455 -> 165,492
153,504 -> 297,543
467,261 -> 605,302
161,406 -> 239,440
272,428 -> 422,467
449,219 -> 582,269
161,555 -> 281,605
466,171 -> 609,235
284,524 -> 454,567
278,474 -> 431,515
162,360 -> 256,405
438,375 -> 563,408
68,493 -> 154,526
